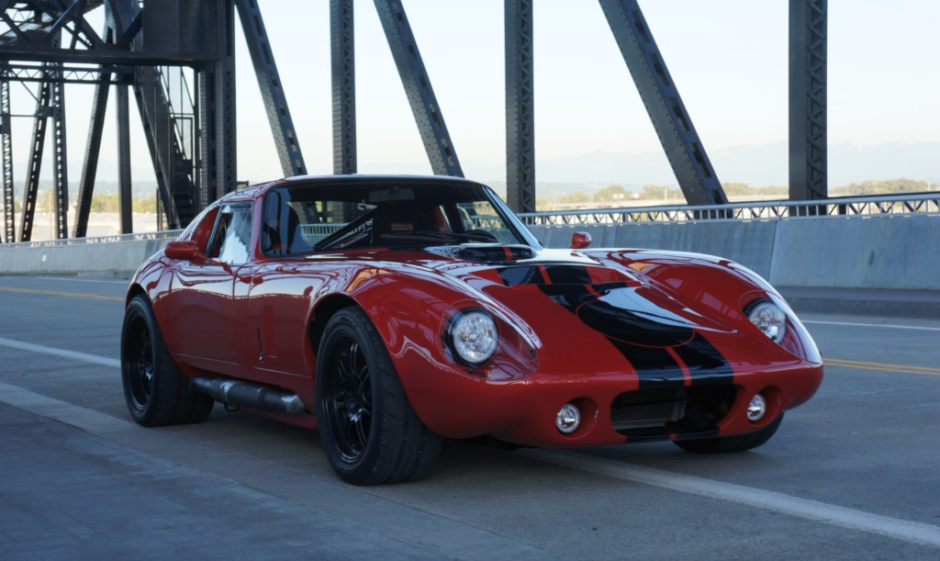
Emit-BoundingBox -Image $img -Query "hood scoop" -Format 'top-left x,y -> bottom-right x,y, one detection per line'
427,244 -> 536,263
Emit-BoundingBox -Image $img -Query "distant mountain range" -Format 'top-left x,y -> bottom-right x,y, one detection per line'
14,141 -> 938,199
460,141 -> 940,190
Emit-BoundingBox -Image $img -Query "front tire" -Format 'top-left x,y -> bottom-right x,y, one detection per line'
121,295 -> 214,427
316,307 -> 442,485
674,414 -> 784,454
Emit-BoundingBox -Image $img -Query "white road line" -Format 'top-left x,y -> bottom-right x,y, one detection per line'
0,337 -> 120,368
523,449 -> 940,549
803,320 -> 940,332
33,276 -> 130,285
5,336 -> 940,549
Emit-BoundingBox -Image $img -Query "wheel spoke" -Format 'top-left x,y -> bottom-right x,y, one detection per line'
345,417 -> 358,448
348,343 -> 359,378
354,418 -> 368,447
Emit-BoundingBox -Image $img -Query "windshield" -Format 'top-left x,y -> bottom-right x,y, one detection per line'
260,180 -> 540,256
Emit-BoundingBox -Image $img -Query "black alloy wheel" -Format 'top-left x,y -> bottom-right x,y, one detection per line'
125,314 -> 155,413
316,307 -> 442,485
323,338 -> 373,463
121,295 -> 215,427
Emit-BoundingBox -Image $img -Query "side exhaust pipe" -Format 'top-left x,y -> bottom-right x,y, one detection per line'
190,377 -> 307,415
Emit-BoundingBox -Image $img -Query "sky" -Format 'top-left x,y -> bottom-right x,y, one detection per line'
6,0 -> 940,187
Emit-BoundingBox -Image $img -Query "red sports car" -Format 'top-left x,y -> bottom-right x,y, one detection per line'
122,175 -> 823,485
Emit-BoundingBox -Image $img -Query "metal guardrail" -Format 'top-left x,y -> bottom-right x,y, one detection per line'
517,193 -> 940,226
0,229 -> 185,250
2,194 -> 937,249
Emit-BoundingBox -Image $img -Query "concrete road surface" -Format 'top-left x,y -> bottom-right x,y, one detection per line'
1,276 -> 938,560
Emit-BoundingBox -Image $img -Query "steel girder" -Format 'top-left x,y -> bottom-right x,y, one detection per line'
235,0 -> 305,177
197,0 -> 236,208
73,70 -> 111,238
50,64 -> 69,239
18,76 -> 51,242
0,0 -> 166,66
116,84 -> 132,234
789,0 -> 827,201
0,63 -> 130,84
214,0 -> 237,198
0,75 -> 12,243
505,0 -> 535,213
598,0 -> 728,206
134,67 -> 180,228
373,0 -> 462,177
331,0 -> 356,175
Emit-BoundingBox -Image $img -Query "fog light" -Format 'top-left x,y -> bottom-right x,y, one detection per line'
556,404 -> 581,434
747,394 -> 767,422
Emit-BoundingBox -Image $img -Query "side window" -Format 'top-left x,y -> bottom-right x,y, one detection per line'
207,203 -> 254,265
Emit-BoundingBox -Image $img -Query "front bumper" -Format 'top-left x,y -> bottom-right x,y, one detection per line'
401,359 -> 824,447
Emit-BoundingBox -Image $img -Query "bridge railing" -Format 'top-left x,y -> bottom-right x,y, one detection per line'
2,194 -> 938,250
517,193 -> 940,226
0,230 -> 185,250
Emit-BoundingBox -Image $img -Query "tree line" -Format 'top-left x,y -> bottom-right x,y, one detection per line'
534,179 -> 933,211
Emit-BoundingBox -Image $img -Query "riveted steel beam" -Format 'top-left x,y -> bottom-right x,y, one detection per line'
18,76 -> 51,243
50,63 -> 69,239
598,0 -> 728,205
373,0 -> 463,177
73,71 -> 111,238
116,83 -> 133,234
505,0 -> 535,213
331,0 -> 356,175
789,0 -> 827,201
236,0 -> 305,177
0,75 -> 12,243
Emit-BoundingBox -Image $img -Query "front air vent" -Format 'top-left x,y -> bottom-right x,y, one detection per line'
611,385 -> 738,437
610,387 -> 686,430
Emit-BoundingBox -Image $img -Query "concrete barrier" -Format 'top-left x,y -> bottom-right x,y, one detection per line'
0,238 -> 173,278
530,214 -> 940,290
1,215 -> 938,289
770,216 -> 940,290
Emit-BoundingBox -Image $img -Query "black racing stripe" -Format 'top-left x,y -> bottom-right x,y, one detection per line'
538,285 -> 593,310
577,297 -> 694,347
498,266 -> 545,287
607,340 -> 686,388
533,284 -> 734,388
544,265 -> 592,285
671,333 -> 734,386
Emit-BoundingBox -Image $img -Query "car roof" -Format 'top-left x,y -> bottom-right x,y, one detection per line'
218,174 -> 485,203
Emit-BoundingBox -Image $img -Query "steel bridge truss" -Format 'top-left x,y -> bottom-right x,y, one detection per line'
1,1 -> 836,242
790,0 -> 827,203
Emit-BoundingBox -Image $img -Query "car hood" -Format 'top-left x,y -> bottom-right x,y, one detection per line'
378,244 -> 791,386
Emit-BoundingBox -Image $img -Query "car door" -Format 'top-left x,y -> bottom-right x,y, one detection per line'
165,202 -> 254,367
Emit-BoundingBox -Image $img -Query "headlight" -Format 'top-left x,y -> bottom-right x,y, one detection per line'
448,309 -> 498,365
747,300 -> 787,344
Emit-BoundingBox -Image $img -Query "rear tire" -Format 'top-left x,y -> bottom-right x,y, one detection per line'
316,307 -> 442,485
674,414 -> 784,454
121,295 -> 214,427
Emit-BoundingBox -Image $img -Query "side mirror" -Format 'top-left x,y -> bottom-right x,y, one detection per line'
570,231 -> 592,250
165,240 -> 201,261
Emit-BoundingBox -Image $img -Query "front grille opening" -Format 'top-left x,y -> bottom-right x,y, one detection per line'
611,385 -> 737,437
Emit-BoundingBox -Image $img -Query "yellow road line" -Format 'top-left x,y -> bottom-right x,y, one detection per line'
825,358 -> 940,377
0,285 -> 124,302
